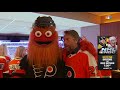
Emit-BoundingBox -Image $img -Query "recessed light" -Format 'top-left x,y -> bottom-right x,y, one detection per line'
106,15 -> 112,19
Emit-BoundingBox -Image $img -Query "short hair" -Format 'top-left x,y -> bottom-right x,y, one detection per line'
64,30 -> 80,41
109,36 -> 116,42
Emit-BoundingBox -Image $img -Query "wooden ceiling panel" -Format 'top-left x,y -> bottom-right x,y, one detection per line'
88,12 -> 119,16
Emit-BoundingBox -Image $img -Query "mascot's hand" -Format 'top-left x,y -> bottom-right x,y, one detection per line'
80,38 -> 97,59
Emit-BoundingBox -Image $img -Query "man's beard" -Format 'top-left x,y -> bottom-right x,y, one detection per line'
27,36 -> 62,68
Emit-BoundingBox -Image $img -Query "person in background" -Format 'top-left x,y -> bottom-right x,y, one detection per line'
9,46 -> 27,78
0,44 -> 10,78
108,36 -> 117,50
63,30 -> 90,78
0,44 -> 11,63
98,37 -> 108,54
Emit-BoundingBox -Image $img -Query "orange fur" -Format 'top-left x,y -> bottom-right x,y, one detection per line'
27,32 -> 62,68
80,39 -> 97,60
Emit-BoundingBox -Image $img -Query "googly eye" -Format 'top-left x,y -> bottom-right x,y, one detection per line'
45,31 -> 52,37
35,31 -> 42,37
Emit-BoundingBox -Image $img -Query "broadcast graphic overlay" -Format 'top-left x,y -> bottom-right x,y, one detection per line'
98,36 -> 117,70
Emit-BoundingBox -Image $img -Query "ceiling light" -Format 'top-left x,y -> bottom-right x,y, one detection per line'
106,15 -> 112,19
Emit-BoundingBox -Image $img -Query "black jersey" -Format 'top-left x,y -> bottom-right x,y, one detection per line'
19,55 -> 65,78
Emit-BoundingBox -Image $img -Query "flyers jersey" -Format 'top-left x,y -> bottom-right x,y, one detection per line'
63,50 -> 90,78
0,56 -> 9,78
80,50 -> 101,78
19,55 -> 65,78
9,57 -> 21,75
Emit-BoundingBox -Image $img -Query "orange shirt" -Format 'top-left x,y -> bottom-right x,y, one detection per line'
63,50 -> 90,78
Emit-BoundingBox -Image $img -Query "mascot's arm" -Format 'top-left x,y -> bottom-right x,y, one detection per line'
80,40 -> 97,60
80,39 -> 102,78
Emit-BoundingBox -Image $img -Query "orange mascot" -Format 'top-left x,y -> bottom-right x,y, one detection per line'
18,16 -> 65,78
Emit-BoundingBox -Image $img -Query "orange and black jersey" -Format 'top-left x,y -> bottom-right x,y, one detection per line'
63,49 -> 90,78
19,55 -> 65,78
9,57 -> 21,75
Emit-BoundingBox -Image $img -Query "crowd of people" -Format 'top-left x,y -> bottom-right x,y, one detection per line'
0,16 -> 112,78
0,44 -> 27,78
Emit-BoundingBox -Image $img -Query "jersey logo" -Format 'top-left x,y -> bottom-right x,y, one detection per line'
89,66 -> 100,78
65,66 -> 75,78
9,64 -> 20,70
32,64 -> 57,78
33,65 -> 43,78
44,65 -> 57,78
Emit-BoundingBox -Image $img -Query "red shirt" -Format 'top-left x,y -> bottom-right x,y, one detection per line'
0,56 -> 9,78
9,57 -> 21,75
5,56 -> 11,63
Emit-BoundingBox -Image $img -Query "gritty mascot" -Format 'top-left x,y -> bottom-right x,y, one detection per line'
16,16 -> 65,78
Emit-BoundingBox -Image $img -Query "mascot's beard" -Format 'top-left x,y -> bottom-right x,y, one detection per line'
27,38 -> 62,68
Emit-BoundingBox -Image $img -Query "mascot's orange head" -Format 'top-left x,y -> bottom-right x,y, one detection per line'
27,16 -> 62,68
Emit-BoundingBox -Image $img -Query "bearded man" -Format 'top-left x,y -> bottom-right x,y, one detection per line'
18,16 -> 65,78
